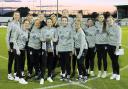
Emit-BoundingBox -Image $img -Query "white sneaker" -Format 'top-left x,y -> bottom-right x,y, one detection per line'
97,71 -> 102,77
22,72 -> 25,77
116,75 -> 120,81
47,77 -> 53,82
86,69 -> 90,74
19,78 -> 28,84
101,71 -> 107,78
14,76 -> 19,81
110,74 -> 117,80
40,78 -> 44,84
14,73 -> 16,77
90,71 -> 95,77
8,74 -> 14,80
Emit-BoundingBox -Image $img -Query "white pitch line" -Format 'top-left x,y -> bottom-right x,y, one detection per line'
0,55 -> 8,60
36,64 -> 128,89
36,82 -> 93,89
36,83 -> 72,89
122,45 -> 128,49
76,84 -> 93,89
71,82 -> 93,89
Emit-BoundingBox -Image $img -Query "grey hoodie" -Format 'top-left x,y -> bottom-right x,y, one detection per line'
74,28 -> 88,58
13,27 -> 29,50
6,21 -> 21,49
28,26 -> 41,49
84,26 -> 97,48
107,24 -> 122,47
57,25 -> 74,52
41,26 -> 58,52
95,21 -> 108,45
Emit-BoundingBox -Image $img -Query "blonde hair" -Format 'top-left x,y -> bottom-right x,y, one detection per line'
107,16 -> 115,21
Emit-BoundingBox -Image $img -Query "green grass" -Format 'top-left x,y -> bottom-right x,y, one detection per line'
0,26 -> 128,89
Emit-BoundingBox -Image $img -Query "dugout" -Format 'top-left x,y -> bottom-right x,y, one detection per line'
115,5 -> 128,19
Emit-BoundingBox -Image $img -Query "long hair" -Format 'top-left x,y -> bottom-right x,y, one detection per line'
102,20 -> 107,33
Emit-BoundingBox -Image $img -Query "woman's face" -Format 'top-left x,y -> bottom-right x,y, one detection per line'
75,21 -> 81,30
87,19 -> 94,27
51,14 -> 57,23
76,13 -> 82,21
98,15 -> 104,22
13,12 -> 20,21
38,13 -> 45,20
62,9 -> 69,17
61,18 -> 68,27
107,17 -> 114,26
47,19 -> 53,27
23,21 -> 30,30
34,20 -> 41,28
27,14 -> 33,21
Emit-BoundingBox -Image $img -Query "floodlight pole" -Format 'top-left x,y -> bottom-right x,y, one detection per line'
40,0 -> 42,12
57,0 -> 59,20
2,1 -> 4,15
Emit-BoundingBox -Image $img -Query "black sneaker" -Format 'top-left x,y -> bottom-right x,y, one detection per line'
78,77 -> 83,82
65,78 -> 72,83
25,73 -> 32,81
83,76 -> 88,83
60,75 -> 65,81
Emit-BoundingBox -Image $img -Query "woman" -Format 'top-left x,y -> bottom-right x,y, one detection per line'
106,16 -> 122,80
6,11 -> 21,81
71,11 -> 85,77
95,14 -> 108,78
25,12 -> 34,78
50,14 -> 59,77
74,19 -> 88,82
74,11 -> 86,29
51,14 -> 59,28
26,13 -> 34,29
40,18 -> 57,84
13,19 -> 30,84
27,19 -> 42,79
84,19 -> 96,77
58,9 -> 74,27
57,16 -> 74,82
38,12 -> 47,28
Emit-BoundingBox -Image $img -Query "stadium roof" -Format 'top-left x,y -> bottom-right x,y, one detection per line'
115,3 -> 128,7
0,7 -> 17,9
3,0 -> 21,2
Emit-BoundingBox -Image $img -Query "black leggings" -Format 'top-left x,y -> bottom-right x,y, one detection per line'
14,50 -> 25,78
96,44 -> 107,71
107,45 -> 120,74
59,52 -> 71,76
21,51 -> 25,72
72,54 -> 77,74
29,47 -> 41,76
26,47 -> 33,74
40,50 -> 47,78
8,43 -> 17,74
52,49 -> 59,72
47,52 -> 54,77
85,47 -> 96,71
76,49 -> 87,76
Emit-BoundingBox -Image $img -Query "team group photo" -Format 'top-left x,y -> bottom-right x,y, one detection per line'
0,0 -> 128,89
